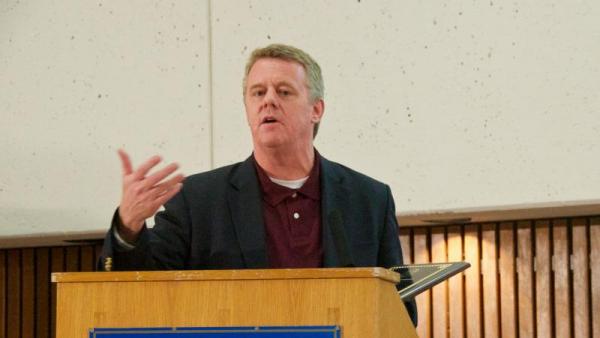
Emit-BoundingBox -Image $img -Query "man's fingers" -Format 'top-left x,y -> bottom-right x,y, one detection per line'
153,183 -> 183,207
118,149 -> 133,175
144,163 -> 181,188
146,174 -> 185,198
133,155 -> 162,180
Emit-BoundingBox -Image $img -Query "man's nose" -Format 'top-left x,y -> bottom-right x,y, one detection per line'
261,87 -> 278,108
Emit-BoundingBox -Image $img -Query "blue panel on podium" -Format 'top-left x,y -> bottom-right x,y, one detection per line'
89,326 -> 341,337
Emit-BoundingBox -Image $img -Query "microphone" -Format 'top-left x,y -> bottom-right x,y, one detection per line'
328,210 -> 355,267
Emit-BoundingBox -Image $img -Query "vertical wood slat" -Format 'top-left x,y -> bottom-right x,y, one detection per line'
463,224 -> 481,338
399,228 -> 412,265
0,251 -> 6,338
65,246 -> 79,272
431,227 -> 448,338
571,219 -> 589,338
517,221 -> 534,338
481,223 -> 499,338
35,248 -> 50,338
498,222 -> 517,337
553,219 -> 571,338
7,250 -> 21,338
80,246 -> 95,272
498,222 -> 516,338
447,226 -> 464,338
535,220 -> 553,338
414,227 -> 431,338
50,248 -> 65,338
590,218 -> 600,338
21,249 -> 35,338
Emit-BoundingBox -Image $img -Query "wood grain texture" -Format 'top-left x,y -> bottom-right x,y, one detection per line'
36,248 -> 50,338
463,225 -> 481,338
534,220 -> 552,338
413,227 -> 431,338
80,246 -> 94,272
571,218 -> 589,338
7,250 -> 21,338
447,226 -> 464,338
0,251 -> 6,338
54,269 -> 417,338
498,222 -> 516,338
591,218 -> 600,338
431,227 -> 448,338
552,219 -> 571,338
481,223 -> 499,338
399,228 -> 412,264
21,248 -> 35,338
516,221 -> 534,338
53,267 -> 400,283
50,247 -> 64,338
65,247 -> 79,272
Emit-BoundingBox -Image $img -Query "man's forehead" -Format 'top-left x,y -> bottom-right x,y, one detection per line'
248,57 -> 306,79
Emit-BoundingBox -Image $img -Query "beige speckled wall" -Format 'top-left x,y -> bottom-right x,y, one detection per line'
1,1 -> 211,236
1,0 -> 599,237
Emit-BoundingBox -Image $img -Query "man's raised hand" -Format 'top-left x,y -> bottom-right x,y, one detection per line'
116,149 -> 184,243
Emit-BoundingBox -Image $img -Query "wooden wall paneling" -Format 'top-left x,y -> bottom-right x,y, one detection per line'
399,228 -> 412,264
571,218 -> 590,338
35,248 -> 50,338
552,219 -> 571,338
481,223 -> 499,338
534,220 -> 552,338
447,226 -> 464,338
21,248 -> 35,338
65,246 -> 79,272
590,218 -> 600,338
7,250 -> 21,338
431,226 -> 448,338
80,246 -> 95,272
516,221 -> 534,338
50,247 -> 65,338
498,222 -> 517,337
463,224 -> 481,338
414,227 -> 431,338
0,251 -> 6,338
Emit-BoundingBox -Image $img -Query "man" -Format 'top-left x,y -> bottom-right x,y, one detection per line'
99,44 -> 417,324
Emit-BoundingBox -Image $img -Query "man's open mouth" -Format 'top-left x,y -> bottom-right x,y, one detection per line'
262,116 -> 278,124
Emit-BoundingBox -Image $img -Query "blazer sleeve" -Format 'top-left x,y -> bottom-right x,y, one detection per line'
380,185 -> 418,327
97,190 -> 192,271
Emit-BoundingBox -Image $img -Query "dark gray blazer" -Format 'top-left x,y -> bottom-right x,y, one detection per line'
99,155 -> 417,324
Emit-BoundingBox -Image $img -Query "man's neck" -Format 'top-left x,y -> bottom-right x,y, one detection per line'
254,144 -> 315,180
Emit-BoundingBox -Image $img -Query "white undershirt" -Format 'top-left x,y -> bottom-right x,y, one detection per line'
269,176 -> 308,189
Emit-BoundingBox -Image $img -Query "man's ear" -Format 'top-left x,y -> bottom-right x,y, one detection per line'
311,99 -> 325,123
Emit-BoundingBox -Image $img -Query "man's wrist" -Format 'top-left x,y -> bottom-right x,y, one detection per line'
115,210 -> 142,244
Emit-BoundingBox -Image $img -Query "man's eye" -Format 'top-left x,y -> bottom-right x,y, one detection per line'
253,90 -> 265,96
279,90 -> 290,96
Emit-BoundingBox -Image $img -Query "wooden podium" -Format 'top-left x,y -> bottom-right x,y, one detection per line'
52,268 -> 417,337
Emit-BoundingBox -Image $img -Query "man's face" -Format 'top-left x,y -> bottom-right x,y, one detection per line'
244,58 -> 324,149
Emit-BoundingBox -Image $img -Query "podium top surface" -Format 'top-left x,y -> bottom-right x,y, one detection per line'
52,267 -> 400,284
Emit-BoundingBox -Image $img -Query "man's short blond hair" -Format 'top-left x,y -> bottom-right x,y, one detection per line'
243,44 -> 324,137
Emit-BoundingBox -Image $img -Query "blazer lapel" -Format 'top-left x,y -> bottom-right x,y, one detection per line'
320,156 -> 354,267
227,156 -> 269,268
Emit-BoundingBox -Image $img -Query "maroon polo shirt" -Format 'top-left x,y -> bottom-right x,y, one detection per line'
253,153 -> 323,268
